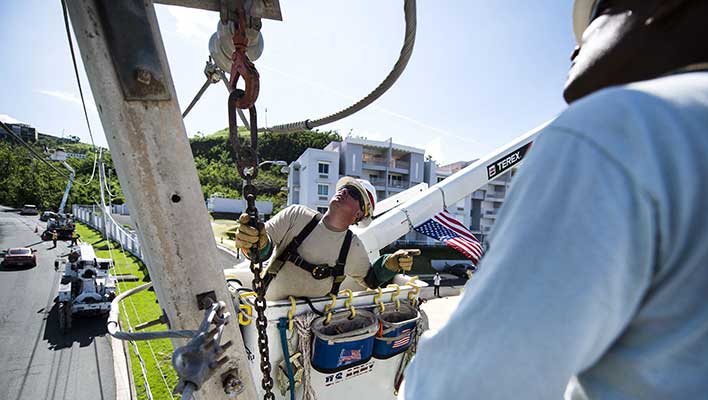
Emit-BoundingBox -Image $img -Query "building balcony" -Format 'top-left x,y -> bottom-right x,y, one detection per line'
485,192 -> 506,200
391,160 -> 409,169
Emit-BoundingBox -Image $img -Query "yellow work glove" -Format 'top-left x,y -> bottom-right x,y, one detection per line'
235,213 -> 268,251
384,249 -> 421,273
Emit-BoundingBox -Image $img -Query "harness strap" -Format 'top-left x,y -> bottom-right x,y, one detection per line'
330,230 -> 353,294
267,213 -> 354,295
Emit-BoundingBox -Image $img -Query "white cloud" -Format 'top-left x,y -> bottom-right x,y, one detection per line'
423,136 -> 445,164
36,90 -> 98,115
0,114 -> 24,124
168,7 -> 216,41
260,64 -> 487,150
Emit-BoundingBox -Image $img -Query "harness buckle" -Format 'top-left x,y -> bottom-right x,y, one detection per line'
311,265 -> 331,280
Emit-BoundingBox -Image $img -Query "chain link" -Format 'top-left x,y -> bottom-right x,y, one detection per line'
225,3 -> 272,396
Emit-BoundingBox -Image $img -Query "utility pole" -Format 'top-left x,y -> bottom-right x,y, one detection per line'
65,2 -> 257,399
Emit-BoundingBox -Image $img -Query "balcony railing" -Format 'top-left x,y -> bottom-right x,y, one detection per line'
391,160 -> 409,169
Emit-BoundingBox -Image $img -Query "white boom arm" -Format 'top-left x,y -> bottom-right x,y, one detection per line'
58,160 -> 75,216
357,120 -> 552,260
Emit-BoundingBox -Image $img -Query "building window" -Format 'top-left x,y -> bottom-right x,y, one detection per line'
415,162 -> 419,180
317,184 -> 329,196
318,162 -> 329,176
352,154 -> 356,172
389,174 -> 403,187
317,207 -> 328,214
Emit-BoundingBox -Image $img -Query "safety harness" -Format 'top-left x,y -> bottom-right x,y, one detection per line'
264,213 -> 353,295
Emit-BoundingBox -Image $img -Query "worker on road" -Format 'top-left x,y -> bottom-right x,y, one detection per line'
70,232 -> 80,246
433,272 -> 441,298
405,1 -> 708,399
235,177 -> 419,300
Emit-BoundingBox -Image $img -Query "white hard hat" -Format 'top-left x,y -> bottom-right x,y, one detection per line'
335,177 -> 377,221
573,0 -> 599,44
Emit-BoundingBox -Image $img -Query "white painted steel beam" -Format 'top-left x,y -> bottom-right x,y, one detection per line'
66,1 -> 257,399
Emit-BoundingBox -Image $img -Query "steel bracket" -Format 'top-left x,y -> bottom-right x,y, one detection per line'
95,0 -> 171,101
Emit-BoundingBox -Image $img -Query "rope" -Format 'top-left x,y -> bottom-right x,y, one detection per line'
266,0 -> 417,133
293,312 -> 319,400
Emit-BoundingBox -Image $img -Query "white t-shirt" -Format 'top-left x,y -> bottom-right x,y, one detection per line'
262,205 -> 372,300
433,274 -> 441,285
404,71 -> 708,399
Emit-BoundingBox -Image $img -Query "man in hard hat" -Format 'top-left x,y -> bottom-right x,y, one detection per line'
405,1 -> 708,399
235,177 -> 419,300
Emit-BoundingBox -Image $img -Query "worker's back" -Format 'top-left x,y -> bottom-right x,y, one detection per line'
562,71 -> 708,399
404,71 -> 708,399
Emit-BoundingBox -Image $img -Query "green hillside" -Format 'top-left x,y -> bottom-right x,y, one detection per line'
0,128 -> 341,214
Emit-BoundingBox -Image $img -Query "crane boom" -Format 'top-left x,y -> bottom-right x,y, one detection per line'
58,160 -> 75,216
356,120 -> 551,260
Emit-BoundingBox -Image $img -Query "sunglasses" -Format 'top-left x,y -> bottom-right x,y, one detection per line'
341,185 -> 365,210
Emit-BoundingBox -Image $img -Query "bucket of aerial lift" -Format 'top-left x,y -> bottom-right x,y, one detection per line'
373,302 -> 419,359
310,309 -> 378,373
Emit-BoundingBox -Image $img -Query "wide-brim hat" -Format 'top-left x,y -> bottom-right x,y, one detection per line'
573,0 -> 598,44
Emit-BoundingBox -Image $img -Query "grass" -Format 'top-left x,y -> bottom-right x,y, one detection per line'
74,223 -> 180,400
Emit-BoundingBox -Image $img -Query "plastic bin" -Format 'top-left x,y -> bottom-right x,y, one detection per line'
373,302 -> 419,359
311,309 -> 378,373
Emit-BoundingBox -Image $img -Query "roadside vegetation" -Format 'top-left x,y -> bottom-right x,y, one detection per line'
75,223 -> 178,400
1,128 -> 341,215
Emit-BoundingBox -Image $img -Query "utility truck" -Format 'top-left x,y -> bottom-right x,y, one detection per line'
41,148 -> 76,241
56,243 -> 116,333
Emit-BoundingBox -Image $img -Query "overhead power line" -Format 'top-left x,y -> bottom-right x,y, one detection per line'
1,121 -> 70,179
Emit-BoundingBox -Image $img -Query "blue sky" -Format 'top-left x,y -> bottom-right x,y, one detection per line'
0,1 -> 575,164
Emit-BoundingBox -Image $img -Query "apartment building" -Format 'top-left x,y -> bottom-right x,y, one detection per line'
0,122 -> 37,142
286,148 -> 340,214
287,137 -> 516,247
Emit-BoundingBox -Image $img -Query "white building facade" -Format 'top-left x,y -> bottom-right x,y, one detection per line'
287,137 -> 516,247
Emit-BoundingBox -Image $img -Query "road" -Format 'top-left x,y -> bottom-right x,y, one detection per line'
0,207 -> 115,400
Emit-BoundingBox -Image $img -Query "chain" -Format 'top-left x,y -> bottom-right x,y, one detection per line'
226,8 -> 272,395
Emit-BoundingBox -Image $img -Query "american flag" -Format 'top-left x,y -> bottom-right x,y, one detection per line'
414,209 -> 484,264
392,328 -> 412,349
338,349 -> 362,364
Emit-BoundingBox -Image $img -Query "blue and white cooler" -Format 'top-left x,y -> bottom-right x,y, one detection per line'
373,302 -> 419,359
311,309 -> 378,373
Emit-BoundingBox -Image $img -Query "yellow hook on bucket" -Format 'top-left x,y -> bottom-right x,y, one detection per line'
406,276 -> 420,305
323,293 -> 338,325
339,289 -> 356,320
387,284 -> 401,311
374,287 -> 385,313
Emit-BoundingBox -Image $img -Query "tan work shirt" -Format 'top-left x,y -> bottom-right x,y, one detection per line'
263,205 -> 371,300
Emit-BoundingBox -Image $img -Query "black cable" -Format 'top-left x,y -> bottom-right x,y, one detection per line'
61,0 -> 96,149
267,0 -> 417,133
1,121 -> 70,179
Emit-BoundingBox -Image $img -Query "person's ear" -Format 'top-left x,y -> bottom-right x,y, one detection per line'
354,210 -> 364,222
646,0 -> 691,26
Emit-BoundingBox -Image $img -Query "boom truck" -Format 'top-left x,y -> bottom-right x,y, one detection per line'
41,148 -> 76,241
64,1 -> 543,399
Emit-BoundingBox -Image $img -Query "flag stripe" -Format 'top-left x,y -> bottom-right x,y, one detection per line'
435,211 -> 478,241
414,210 -> 484,264
433,214 -> 478,243
448,238 -> 480,259
449,238 -> 482,259
438,211 -> 480,242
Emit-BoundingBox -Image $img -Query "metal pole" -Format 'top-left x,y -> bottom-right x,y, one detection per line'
98,149 -> 109,238
65,2 -> 257,399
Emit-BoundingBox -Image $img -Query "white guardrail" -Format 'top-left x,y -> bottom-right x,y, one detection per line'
73,205 -> 144,261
